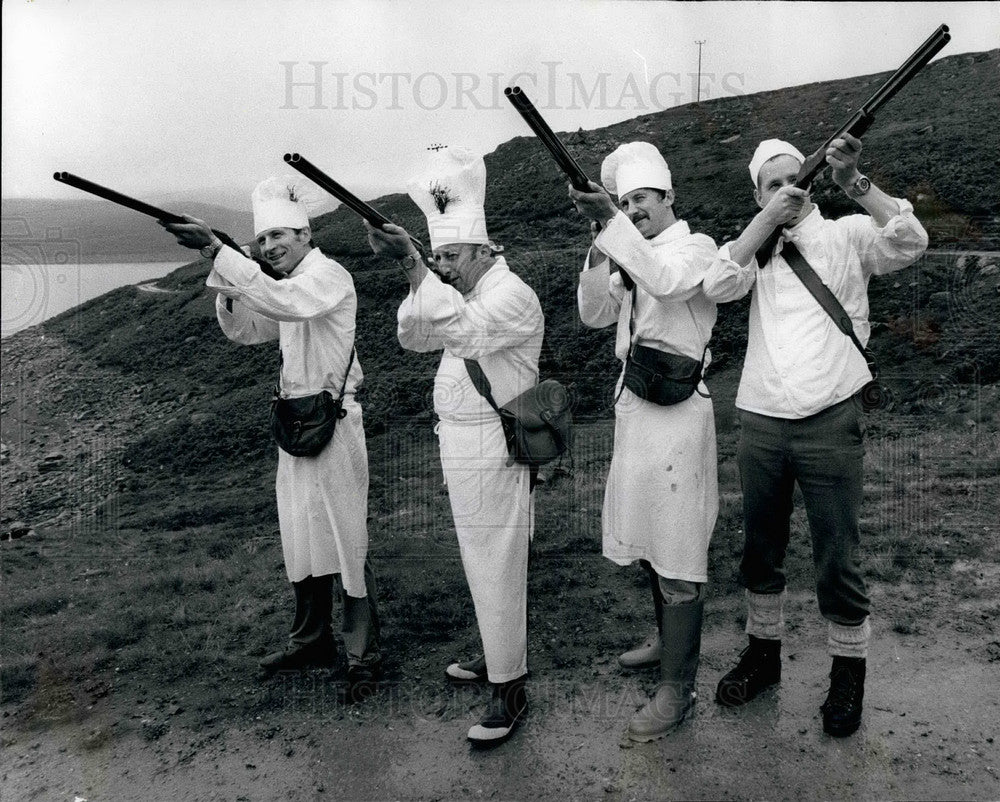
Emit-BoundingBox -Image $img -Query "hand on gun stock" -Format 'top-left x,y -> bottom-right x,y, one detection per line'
823,133 -> 863,189
762,186 -> 811,229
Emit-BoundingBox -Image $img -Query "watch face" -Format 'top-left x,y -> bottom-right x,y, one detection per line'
855,176 -> 871,193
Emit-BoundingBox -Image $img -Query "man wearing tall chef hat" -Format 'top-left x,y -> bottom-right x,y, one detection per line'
160,176 -> 383,703
365,147 -> 543,748
569,142 -> 720,742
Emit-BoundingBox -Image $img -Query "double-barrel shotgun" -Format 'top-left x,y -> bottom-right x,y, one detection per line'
504,86 -> 635,289
52,171 -> 281,278
754,23 -> 951,265
282,153 -> 428,257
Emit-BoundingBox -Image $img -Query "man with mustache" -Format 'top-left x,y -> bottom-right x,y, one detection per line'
702,136 -> 928,736
160,176 -> 382,703
365,147 -> 543,748
569,141 -> 720,741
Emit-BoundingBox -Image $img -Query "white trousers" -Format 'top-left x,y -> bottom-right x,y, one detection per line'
437,417 -> 533,683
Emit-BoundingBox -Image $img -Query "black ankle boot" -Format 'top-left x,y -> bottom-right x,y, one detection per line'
821,656 -> 866,736
715,635 -> 781,707
467,675 -> 528,748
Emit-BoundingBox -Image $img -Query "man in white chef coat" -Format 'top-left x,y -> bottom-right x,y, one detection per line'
160,176 -> 382,703
365,146 -> 543,748
702,136 -> 928,736
570,142 -> 719,742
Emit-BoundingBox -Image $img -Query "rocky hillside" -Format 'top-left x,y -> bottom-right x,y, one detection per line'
2,49 -> 998,537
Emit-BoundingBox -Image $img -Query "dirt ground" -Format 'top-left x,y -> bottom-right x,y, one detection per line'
3,589 -> 997,802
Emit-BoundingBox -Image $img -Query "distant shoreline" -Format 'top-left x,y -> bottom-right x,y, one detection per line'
1,256 -> 195,266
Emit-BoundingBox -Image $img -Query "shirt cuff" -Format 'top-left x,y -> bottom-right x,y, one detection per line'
718,242 -> 756,271
870,198 -> 916,237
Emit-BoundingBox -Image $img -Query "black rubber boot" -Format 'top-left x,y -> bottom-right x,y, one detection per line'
260,575 -> 337,676
821,656 -> 866,736
715,635 -> 781,707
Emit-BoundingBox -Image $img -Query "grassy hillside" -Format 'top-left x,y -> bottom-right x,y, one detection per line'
2,49 -> 999,732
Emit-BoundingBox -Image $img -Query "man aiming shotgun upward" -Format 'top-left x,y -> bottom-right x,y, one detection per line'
570,142 -> 720,742
159,176 -> 383,704
702,134 -> 928,736
366,147 -> 543,748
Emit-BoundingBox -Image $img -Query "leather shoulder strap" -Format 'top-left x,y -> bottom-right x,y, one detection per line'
463,359 -> 501,414
781,242 -> 875,377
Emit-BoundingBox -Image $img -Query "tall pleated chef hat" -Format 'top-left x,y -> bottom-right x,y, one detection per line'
251,175 -> 317,237
748,139 -> 806,187
407,147 -> 489,251
601,142 -> 672,200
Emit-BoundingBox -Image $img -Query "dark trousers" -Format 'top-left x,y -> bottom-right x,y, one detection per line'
290,556 -> 382,667
737,395 -> 870,625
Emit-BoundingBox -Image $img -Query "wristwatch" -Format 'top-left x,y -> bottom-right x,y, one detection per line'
846,174 -> 872,199
200,238 -> 223,260
400,253 -> 423,271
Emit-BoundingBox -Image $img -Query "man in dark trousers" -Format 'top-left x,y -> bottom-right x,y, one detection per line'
702,135 -> 928,735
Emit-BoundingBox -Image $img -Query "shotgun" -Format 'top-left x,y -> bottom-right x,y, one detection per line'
282,153 -> 427,257
504,86 -> 635,288
52,171 -> 281,278
755,23 -> 951,266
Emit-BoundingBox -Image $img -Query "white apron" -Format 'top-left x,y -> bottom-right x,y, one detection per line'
602,384 -> 718,582
276,398 -> 369,596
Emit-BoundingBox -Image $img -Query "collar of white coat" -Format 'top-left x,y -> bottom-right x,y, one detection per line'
463,255 -> 509,299
283,246 -> 322,278
780,205 -> 823,240
647,217 -> 691,246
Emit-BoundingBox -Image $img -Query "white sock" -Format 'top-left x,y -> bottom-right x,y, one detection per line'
828,619 -> 870,658
744,590 -> 785,640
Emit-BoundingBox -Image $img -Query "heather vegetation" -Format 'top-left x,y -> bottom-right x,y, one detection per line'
1,49 -> 998,799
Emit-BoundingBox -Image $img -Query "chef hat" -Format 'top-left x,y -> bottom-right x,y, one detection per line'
748,139 -> 806,187
407,147 -> 489,251
601,142 -> 672,200
251,175 -> 318,237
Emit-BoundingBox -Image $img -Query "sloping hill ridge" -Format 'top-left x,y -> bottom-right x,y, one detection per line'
2,49 -> 998,527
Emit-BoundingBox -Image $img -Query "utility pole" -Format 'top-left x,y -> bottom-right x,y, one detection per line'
695,40 -> 706,104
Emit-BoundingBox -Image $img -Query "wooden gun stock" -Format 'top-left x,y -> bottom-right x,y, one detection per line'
282,153 -> 427,256
754,23 -> 950,266
51,171 -> 280,278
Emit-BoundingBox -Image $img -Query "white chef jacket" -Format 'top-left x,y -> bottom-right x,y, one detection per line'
397,256 -> 543,683
578,212 -> 720,581
207,246 -> 369,595
702,201 -> 928,419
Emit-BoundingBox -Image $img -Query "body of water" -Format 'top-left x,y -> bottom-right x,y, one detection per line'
0,261 -> 187,338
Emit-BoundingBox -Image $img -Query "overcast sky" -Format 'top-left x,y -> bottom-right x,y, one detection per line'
2,0 -> 996,205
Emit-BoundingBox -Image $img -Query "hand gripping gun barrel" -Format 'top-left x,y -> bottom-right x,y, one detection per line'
51,171 -> 281,278
754,23 -> 950,266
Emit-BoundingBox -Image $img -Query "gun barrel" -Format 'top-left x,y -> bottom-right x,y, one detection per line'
53,171 -> 184,223
861,24 -> 950,114
504,86 -> 592,192
282,153 -> 425,253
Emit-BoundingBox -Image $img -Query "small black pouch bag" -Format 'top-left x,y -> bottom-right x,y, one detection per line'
270,348 -> 355,457
622,344 -> 704,406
